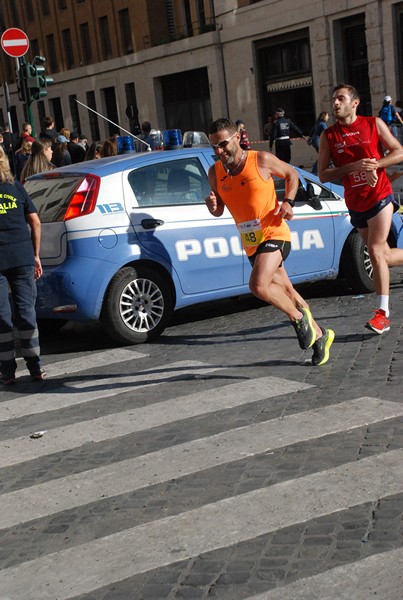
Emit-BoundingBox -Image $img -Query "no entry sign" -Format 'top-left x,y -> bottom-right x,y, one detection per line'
1,28 -> 29,58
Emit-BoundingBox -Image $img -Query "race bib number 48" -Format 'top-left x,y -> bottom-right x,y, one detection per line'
237,219 -> 264,247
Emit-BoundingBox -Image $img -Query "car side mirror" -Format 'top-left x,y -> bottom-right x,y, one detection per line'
306,182 -> 323,211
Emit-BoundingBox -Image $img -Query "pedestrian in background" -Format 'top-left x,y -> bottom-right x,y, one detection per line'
378,95 -> 403,139
270,108 -> 305,164
1,122 -> 18,174
85,141 -> 102,161
319,83 -> 403,334
15,122 -> 33,151
39,116 -> 58,141
263,116 -> 273,140
14,137 -> 34,181
308,111 -> 329,174
20,139 -> 54,183
136,121 -> 155,151
100,135 -> 118,157
67,131 -> 86,163
52,135 -> 72,168
0,145 -> 44,384
235,120 -> 251,150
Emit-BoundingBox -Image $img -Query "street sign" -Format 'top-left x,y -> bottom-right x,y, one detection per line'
1,28 -> 29,58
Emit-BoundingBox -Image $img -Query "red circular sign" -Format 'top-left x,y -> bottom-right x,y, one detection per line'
1,28 -> 29,58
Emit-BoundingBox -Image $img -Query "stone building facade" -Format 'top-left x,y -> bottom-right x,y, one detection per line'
0,0 -> 403,148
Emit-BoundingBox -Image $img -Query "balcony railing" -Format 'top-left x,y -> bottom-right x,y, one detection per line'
143,17 -> 216,49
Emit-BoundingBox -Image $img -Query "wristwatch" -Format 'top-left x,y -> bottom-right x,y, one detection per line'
283,198 -> 295,207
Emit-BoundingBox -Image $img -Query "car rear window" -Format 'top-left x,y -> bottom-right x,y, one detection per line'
24,176 -> 86,223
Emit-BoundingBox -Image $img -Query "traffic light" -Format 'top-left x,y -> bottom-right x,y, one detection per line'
27,56 -> 54,100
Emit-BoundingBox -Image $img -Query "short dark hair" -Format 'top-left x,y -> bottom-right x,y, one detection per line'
333,83 -> 360,101
208,118 -> 237,135
141,121 -> 151,134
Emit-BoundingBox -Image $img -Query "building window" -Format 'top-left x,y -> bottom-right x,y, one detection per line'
24,0 -> 34,22
119,9 -> 133,54
58,0 -> 67,9
10,0 -> 20,25
86,91 -> 100,142
161,67 -> 212,133
125,82 -> 139,133
196,0 -> 206,32
62,29 -> 75,69
80,23 -> 92,64
69,95 -> 81,133
339,14 -> 370,115
30,39 -> 40,61
40,0 -> 50,16
99,16 -> 112,60
46,34 -> 57,72
256,30 -> 313,133
37,101 -> 46,132
50,98 -> 63,132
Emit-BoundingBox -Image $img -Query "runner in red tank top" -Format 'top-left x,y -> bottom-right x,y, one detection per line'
318,83 -> 403,334
205,118 -> 334,366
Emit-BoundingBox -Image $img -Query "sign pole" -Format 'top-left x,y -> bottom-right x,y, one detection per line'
3,80 -> 17,175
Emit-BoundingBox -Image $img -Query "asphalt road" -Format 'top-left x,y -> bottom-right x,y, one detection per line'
0,271 -> 402,600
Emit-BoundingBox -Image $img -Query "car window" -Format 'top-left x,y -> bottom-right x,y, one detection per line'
273,175 -> 306,202
303,176 -> 339,199
128,158 -> 210,207
273,174 -> 339,202
25,176 -> 84,222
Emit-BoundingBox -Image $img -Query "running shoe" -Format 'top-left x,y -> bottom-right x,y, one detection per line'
30,369 -> 46,382
291,307 -> 316,349
365,309 -> 390,334
311,327 -> 335,366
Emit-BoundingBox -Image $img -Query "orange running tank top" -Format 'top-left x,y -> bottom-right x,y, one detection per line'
214,151 -> 291,256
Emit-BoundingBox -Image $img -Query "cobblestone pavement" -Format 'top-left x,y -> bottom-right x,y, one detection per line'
0,270 -> 402,600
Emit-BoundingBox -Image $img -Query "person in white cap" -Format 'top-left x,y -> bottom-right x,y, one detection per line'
379,95 -> 403,138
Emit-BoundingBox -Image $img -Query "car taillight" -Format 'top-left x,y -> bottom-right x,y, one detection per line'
64,175 -> 100,221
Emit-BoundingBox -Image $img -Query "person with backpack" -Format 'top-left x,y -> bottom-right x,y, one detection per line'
379,95 -> 403,138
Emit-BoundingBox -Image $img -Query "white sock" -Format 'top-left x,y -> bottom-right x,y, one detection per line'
378,295 -> 389,317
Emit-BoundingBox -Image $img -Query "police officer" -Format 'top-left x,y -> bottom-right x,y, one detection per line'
270,108 -> 305,163
0,145 -> 45,384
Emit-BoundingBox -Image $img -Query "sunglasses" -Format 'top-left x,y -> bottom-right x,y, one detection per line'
210,131 -> 238,150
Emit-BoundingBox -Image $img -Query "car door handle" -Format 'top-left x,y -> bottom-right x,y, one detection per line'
141,219 -> 164,229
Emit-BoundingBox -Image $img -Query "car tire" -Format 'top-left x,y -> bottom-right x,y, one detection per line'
341,231 -> 374,293
100,266 -> 174,344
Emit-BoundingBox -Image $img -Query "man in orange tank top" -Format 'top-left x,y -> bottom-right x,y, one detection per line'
318,83 -> 403,334
205,118 -> 334,366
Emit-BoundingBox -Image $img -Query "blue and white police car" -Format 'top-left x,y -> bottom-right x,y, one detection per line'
25,146 -> 403,344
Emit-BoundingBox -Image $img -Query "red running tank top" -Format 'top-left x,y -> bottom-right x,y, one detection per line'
214,151 -> 291,256
324,116 -> 392,212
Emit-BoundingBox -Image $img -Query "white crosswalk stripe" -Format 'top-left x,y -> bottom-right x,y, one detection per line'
0,351 -> 401,599
0,360 -> 219,421
243,547 -> 403,599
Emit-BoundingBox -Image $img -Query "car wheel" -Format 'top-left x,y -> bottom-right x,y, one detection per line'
100,266 -> 174,344
341,231 -> 374,293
